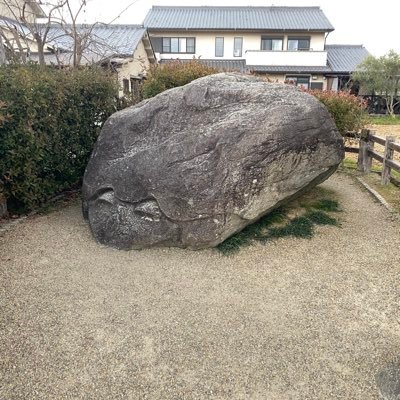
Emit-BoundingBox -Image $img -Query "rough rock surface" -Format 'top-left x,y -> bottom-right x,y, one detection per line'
82,73 -> 344,249
377,360 -> 400,400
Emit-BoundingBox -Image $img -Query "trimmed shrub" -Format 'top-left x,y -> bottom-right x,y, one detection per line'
0,65 -> 119,213
306,89 -> 368,134
142,60 -> 218,99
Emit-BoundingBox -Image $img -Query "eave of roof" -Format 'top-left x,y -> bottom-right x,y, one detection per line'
160,58 -> 247,72
248,65 -> 332,74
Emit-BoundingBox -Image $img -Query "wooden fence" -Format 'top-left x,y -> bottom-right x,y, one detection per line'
344,129 -> 400,187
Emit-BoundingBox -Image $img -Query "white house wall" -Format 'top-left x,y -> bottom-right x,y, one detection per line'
0,0 -> 40,24
150,31 -> 326,60
117,40 -> 151,97
246,50 -> 327,67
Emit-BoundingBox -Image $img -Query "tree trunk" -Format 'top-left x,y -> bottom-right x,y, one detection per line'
0,38 -> 7,65
387,94 -> 395,117
34,34 -> 45,66
10,28 -> 27,64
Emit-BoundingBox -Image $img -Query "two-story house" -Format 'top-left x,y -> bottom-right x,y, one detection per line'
144,6 -> 369,91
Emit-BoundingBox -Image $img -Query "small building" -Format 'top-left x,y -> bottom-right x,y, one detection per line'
29,24 -> 156,97
0,1 -> 156,97
325,44 -> 370,91
0,0 -> 46,60
144,6 -> 369,90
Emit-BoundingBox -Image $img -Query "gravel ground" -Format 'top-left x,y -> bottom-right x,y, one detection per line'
368,124 -> 400,140
0,172 -> 400,400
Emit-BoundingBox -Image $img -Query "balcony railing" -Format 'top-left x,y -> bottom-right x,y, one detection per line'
245,50 -> 328,67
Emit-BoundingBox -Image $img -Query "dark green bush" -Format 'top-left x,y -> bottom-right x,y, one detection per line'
0,65 -> 119,213
142,60 -> 218,99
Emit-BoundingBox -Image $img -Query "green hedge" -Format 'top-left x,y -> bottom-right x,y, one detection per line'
0,65 -> 119,213
142,60 -> 218,99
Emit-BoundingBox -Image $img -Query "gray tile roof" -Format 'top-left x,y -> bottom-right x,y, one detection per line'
144,6 -> 334,32
29,51 -> 105,66
248,65 -> 332,73
326,45 -> 370,73
43,24 -> 147,57
160,58 -> 247,72
0,16 -> 31,36
159,59 -> 331,74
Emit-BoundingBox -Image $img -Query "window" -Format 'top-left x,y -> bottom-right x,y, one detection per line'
285,75 -> 310,89
131,78 -> 142,98
150,37 -> 162,53
261,37 -> 283,51
215,37 -> 224,57
162,37 -> 171,53
186,38 -> 195,53
161,37 -> 196,53
123,79 -> 130,94
287,37 -> 310,51
233,37 -> 243,57
170,38 -> 179,53
310,82 -> 323,90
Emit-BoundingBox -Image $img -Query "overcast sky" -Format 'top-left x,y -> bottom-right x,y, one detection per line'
76,0 -> 399,56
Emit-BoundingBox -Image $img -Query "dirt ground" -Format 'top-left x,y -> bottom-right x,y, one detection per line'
1,172 -> 400,399
368,124 -> 400,140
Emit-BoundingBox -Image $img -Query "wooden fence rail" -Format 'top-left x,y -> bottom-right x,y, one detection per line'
344,128 -> 400,187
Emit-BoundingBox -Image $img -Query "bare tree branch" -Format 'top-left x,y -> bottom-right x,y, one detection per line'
0,35 -> 6,64
0,0 -> 147,76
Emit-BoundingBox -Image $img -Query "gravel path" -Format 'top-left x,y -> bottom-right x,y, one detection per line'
1,172 -> 399,399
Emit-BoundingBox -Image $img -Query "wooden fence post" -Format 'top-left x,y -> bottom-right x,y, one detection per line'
357,129 -> 373,173
381,136 -> 395,185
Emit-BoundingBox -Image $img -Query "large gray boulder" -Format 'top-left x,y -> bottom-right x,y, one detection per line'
82,73 -> 344,250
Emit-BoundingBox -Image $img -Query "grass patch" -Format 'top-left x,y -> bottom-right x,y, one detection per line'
217,208 -> 286,255
340,158 -> 400,213
341,157 -> 400,180
342,158 -> 358,171
310,199 -> 341,212
369,115 -> 400,125
306,210 -> 339,226
268,216 -> 314,240
217,190 -> 341,256
216,231 -> 253,255
360,174 -> 400,213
